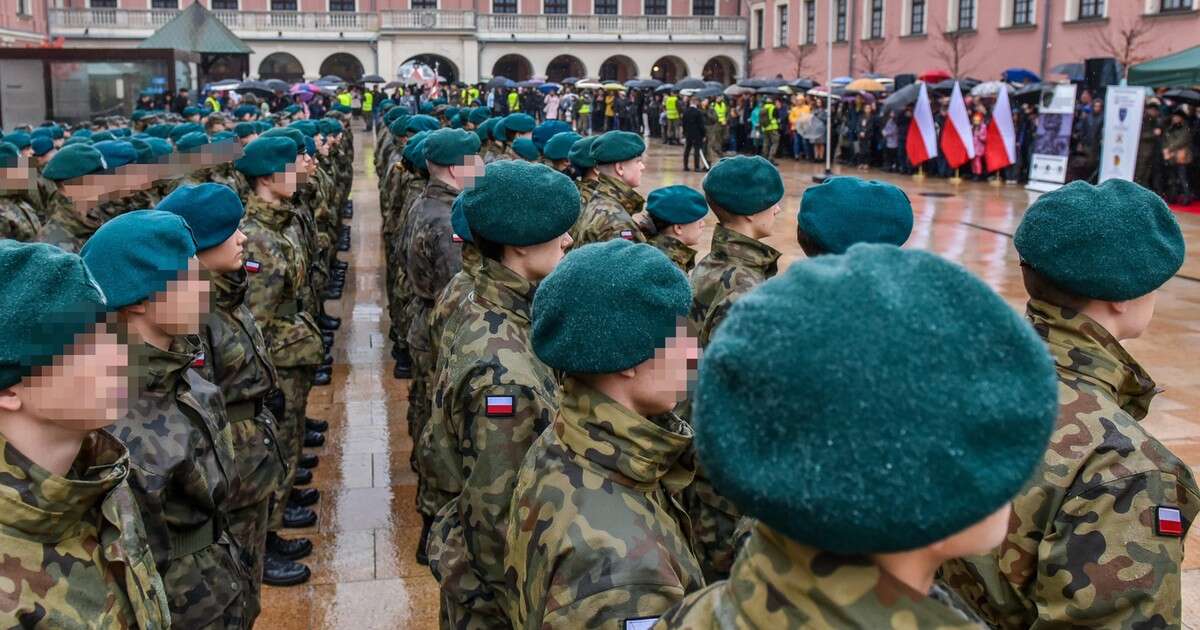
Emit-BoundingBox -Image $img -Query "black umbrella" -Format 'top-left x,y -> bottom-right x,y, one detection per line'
624,79 -> 644,88
930,78 -> 979,94
639,79 -> 664,89
764,78 -> 788,88
236,80 -> 274,98
361,74 -> 385,84
1011,83 -> 1045,105
704,80 -> 725,90
756,86 -> 785,95
654,83 -> 675,94
788,78 -> 816,90
318,74 -> 345,84
882,82 -> 920,114
383,81 -> 404,90
486,76 -> 515,89
264,79 -> 290,93
738,78 -> 768,88
1164,88 -> 1200,105
675,77 -> 706,91
694,87 -> 723,99
561,77 -> 581,85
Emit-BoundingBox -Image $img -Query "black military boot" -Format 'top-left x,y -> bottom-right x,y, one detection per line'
393,349 -> 413,379
312,367 -> 332,387
281,504 -> 316,528
321,331 -> 335,348
338,235 -> 351,252
333,260 -> 349,272
341,201 -> 353,219
322,285 -> 343,301
317,314 -> 341,331
416,514 -> 433,566
262,553 -> 310,586
306,418 -> 328,433
289,487 -> 320,507
303,429 -> 326,448
267,532 -> 314,561
298,452 -> 319,469
293,467 -> 313,486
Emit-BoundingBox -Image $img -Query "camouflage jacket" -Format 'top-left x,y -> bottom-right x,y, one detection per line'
940,301 -> 1200,629
209,164 -> 251,204
688,224 -> 780,348
0,431 -> 171,630
240,194 -> 325,369
505,378 -> 703,630
404,178 -> 462,304
110,338 -> 246,629
657,522 -> 980,630
571,173 -> 647,248
32,171 -> 57,222
0,192 -> 42,242
428,243 -> 483,375
35,191 -> 102,254
650,233 -> 697,273
424,258 -> 560,626
577,176 -> 601,209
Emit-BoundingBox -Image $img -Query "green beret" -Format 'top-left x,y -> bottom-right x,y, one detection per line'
301,135 -> 316,156
318,118 -> 344,136
0,242 -> 108,390
1014,179 -> 1185,301
30,136 -> 55,158
511,137 -> 539,161
260,127 -> 306,154
384,107 -> 407,125
110,128 -> 130,138
235,136 -> 298,178
91,140 -> 137,170
283,104 -> 302,115
402,131 -> 430,172
63,135 -> 92,147
568,136 -> 597,169
146,123 -> 174,139
703,155 -> 783,215
289,120 -> 319,137
406,115 -> 440,135
176,132 -> 210,153
5,132 -> 31,150
71,128 -> 93,139
468,107 -> 491,126
90,131 -> 114,143
532,121 -> 571,151
590,131 -> 645,164
30,127 -> 52,139
255,121 -> 272,134
233,104 -> 259,119
127,138 -> 154,164
495,113 -> 535,142
423,128 -> 482,167
799,177 -> 913,254
532,240 -> 690,373
33,125 -> 64,140
157,183 -> 244,251
647,185 -> 708,225
169,123 -> 203,143
419,102 -> 434,114
476,118 -> 498,144
463,160 -> 580,246
182,106 -> 201,117
333,104 -> 352,114
80,210 -> 198,310
450,193 -> 471,243
43,144 -> 106,181
233,122 -> 258,138
379,99 -> 396,111
0,143 -> 20,167
145,137 -> 173,159
694,243 -> 1058,555
444,106 -> 460,121
388,115 -> 411,138
130,110 -> 149,122
542,132 -> 581,161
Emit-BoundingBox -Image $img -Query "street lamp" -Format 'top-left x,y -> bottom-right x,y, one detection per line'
813,0 -> 834,183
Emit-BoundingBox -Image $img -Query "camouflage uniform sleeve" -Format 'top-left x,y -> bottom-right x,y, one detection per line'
542,577 -> 690,630
408,210 -> 463,301
240,230 -> 290,332
123,465 -> 174,573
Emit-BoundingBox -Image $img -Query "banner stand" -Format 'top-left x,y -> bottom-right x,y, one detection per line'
1026,83 -> 1079,194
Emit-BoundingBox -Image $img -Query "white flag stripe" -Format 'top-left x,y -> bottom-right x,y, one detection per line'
947,82 -> 975,159
993,87 -> 1016,163
913,83 -> 938,160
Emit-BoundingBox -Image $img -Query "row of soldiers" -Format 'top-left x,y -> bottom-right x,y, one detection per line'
0,103 -> 357,627
372,92 -> 1198,629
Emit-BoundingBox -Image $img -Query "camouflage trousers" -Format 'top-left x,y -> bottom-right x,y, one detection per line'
164,541 -> 249,629
428,508 -> 509,630
387,244 -> 412,354
682,465 -> 744,583
226,407 -> 286,624
406,300 -> 434,475
270,366 -> 315,531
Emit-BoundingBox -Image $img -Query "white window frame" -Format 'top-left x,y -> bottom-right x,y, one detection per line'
948,0 -> 976,30
901,0 -> 927,34
1145,0 -> 1193,13
543,0 -> 568,14
1069,0 -> 1108,19
327,0 -> 356,10
1000,0 -> 1036,26
801,0 -> 816,43
640,0 -> 670,16
861,0 -> 884,38
85,0 -> 121,8
751,3 -> 766,49
594,0 -> 622,16
775,1 -> 789,47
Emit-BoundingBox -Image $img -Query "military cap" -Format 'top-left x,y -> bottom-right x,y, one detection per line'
43,144 -> 106,181
694,243 -> 1058,555
532,120 -> 572,151
176,132 -> 210,153
384,107 -> 407,125
1014,179 -> 1185,302
63,135 -> 92,147
378,98 -> 396,111
647,185 -> 708,225
388,115 -> 411,138
80,210 -> 197,310
495,113 -> 535,141
419,101 -> 434,114
332,104 -> 352,114
146,123 -> 174,139
71,128 -> 94,139
423,128 -> 482,166
211,131 -> 237,144
127,137 -> 155,164
260,127 -> 306,154
468,107 -> 491,126
157,183 -> 245,251
799,176 -> 914,254
462,160 -> 579,246
406,115 -> 440,134
30,127 -> 53,139
568,135 -> 597,169
444,106 -> 460,121
301,135 -> 316,156
4,132 -> 31,150
144,137 -> 173,159
532,240 -> 690,374
0,143 -> 18,167
235,136 -> 298,178
130,109 -> 150,122
511,137 -> 540,161
0,242 -> 109,390
542,132 -> 581,162
282,104 -> 302,115
590,130 -> 645,164
233,122 -> 258,138
255,121 -> 272,134
169,123 -> 203,143
90,131 -> 115,143
233,104 -> 259,119
289,119 -> 319,137
92,140 -> 138,169
476,117 -> 498,144
450,193 -> 471,243
30,136 -> 55,158
182,106 -> 201,117
110,128 -> 130,138
703,155 -> 783,216
32,125 -> 64,140
402,131 -> 430,172
318,118 -> 343,136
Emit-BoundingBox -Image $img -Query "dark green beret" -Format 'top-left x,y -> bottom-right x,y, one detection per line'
511,137 -> 539,161
379,99 -> 396,111
5,132 -> 31,150
423,128 -> 482,167
444,106 -> 460,121
495,113 -> 535,142
384,107 -> 407,125
92,140 -> 137,169
260,127 -> 305,154
0,143 -> 19,167
450,193 -> 471,243
233,104 -> 259,119
532,121 -> 571,151
647,185 -> 708,225
199,107 -> 214,116
542,132 -> 581,162
146,123 -> 174,139
233,122 -> 258,138
157,183 -> 244,251
169,123 -> 203,143
30,127 -> 52,139
33,125 -> 64,140
43,144 -> 106,181
419,102 -> 434,114
30,136 -> 54,158
283,104 -> 301,115
703,155 -> 783,215
406,115 -> 440,134
402,132 -> 430,172
63,135 -> 92,147
301,135 -> 316,156
176,132 -> 210,153
476,118 -> 498,144
212,130 -> 237,144
532,240 -> 690,373
289,120 -> 318,137
130,109 -> 149,122
568,136 -> 597,169
127,138 -> 154,164
388,115 -> 411,138
332,104 -> 350,114
694,243 -> 1058,554
145,137 -> 173,159
799,176 -> 913,254
468,107 -> 491,126
255,121 -> 272,134
0,241 -> 108,390
110,128 -> 130,138
463,160 -> 580,246
235,136 -> 298,178
182,106 -> 201,117
590,130 -> 645,164
90,131 -> 114,143
80,210 -> 197,309
71,128 -> 93,139
1014,179 -> 1185,301
318,118 -> 343,136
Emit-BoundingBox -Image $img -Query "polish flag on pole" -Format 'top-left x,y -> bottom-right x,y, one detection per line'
940,81 -> 975,170
905,82 -> 938,166
985,86 -> 1017,172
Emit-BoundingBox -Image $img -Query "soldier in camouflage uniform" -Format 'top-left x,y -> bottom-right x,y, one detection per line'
388,130 -> 434,380
636,186 -> 707,273
540,130 -> 580,175
0,241 -> 171,629
82,211 -> 249,629
35,144 -> 111,253
658,244 -> 1060,630
477,118 -> 502,164
0,144 -> 42,241
506,239 -> 701,629
682,155 -> 782,582
571,131 -> 648,247
569,135 -> 601,208
422,161 -> 577,628
941,180 -> 1199,628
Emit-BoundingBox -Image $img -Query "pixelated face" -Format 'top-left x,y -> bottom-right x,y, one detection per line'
267,165 -> 300,198
631,323 -> 699,414
672,217 -> 706,247
197,229 -> 247,274
20,324 -> 129,428
146,260 -> 209,335
617,156 -> 645,188
454,154 -> 485,189
0,161 -> 34,189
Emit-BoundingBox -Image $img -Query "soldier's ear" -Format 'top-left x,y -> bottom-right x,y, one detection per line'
0,387 -> 22,412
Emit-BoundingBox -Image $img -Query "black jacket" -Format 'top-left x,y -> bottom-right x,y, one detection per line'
682,106 -> 706,141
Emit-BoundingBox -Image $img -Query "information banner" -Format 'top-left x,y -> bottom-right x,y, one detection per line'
1099,86 -> 1146,183
1027,83 -> 1078,193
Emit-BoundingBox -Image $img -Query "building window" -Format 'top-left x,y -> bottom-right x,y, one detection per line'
595,0 -> 618,13
90,0 -> 118,7
211,0 -> 238,9
16,0 -> 30,14
1078,0 -> 1103,17
411,0 -> 437,7
270,0 -> 297,9
150,0 -> 177,7
804,0 -> 815,42
546,0 -> 567,12
835,0 -> 847,40
910,0 -> 925,33
869,0 -> 883,37
957,0 -> 975,29
644,0 -> 667,14
1012,0 -> 1033,24
777,5 -> 788,45
693,0 -> 715,14
753,7 -> 764,48
493,0 -> 516,12
329,0 -> 354,10
1161,0 -> 1192,10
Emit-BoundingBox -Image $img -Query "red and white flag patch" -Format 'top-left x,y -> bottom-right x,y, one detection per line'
244,259 -> 262,273
1156,506 -> 1184,537
191,351 -> 206,369
619,229 -> 635,240
451,233 -> 464,243
485,395 -> 514,417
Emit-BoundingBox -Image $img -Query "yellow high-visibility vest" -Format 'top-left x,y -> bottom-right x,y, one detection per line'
337,92 -> 352,107
761,102 -> 779,132
362,91 -> 374,112
507,91 -> 519,111
713,101 -> 728,124
665,95 -> 679,120
205,95 -> 220,111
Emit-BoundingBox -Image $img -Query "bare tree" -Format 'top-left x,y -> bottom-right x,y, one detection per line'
932,20 -> 975,77
1088,18 -> 1155,78
790,43 -> 817,79
858,38 -> 890,75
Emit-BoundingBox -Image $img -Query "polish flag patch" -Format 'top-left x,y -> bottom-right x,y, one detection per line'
619,230 -> 635,240
485,395 -> 514,417
1156,506 -> 1184,537
244,259 -> 262,273
451,233 -> 464,243
191,351 -> 206,369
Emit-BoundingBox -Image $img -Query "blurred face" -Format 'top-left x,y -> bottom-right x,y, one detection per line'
265,167 -> 299,198
145,261 -> 210,335
15,324 -> 129,428
197,229 -> 247,274
627,325 -> 699,416
670,218 -> 705,247
614,156 -> 645,188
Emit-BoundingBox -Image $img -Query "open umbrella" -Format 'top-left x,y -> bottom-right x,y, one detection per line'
843,91 -> 876,103
561,77 -> 581,85
846,78 -> 885,92
383,81 -> 404,90
970,81 -> 1013,98
485,75 -> 515,89
264,79 -> 290,93
789,78 -> 816,90
1011,82 -> 1045,105
694,87 -> 723,100
882,82 -> 921,114
577,80 -> 604,90
207,79 -> 240,92
757,86 -> 786,95
538,83 -> 562,93
831,76 -> 853,86
705,80 -> 724,90
288,83 -> 316,102
361,73 -> 385,84
919,69 -> 952,83
738,78 -> 767,88
236,80 -> 274,98
1002,68 -> 1040,83
318,74 -> 344,84
1164,88 -> 1200,105
724,85 -> 755,96
931,78 -> 980,94
640,79 -> 664,89
653,83 -> 675,93
602,83 -> 627,92
807,88 -> 833,98
675,77 -> 706,91
1050,63 -> 1084,82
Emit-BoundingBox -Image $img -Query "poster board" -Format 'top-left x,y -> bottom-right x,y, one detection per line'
1027,83 -> 1078,193
1098,86 -> 1146,183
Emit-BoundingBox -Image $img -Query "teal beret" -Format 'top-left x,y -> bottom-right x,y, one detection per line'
130,110 -> 149,122
532,240 -> 690,373
127,138 -> 154,164
5,132 -> 31,150
260,127 -> 306,154
703,155 -> 783,215
406,115 -> 440,134
384,107 -> 407,125
694,244 -> 1058,555
419,102 -> 434,114
532,121 -> 572,151
431,98 -> 448,107
91,140 -> 137,170
255,121 -> 272,134
233,122 -> 258,138
235,136 -> 298,178
402,131 -> 430,172
590,131 -> 645,164
169,123 -> 203,143
388,115 -> 411,138
289,120 -> 319,137
301,135 -> 316,156
423,128 -> 482,167
647,185 -> 708,225
43,144 -> 106,181
182,106 -> 201,117
1014,179 -> 1185,301
495,113 -> 535,141
199,108 -> 214,116
0,242 -> 108,390
542,132 -> 581,161
63,135 -> 92,147
233,104 -> 259,119
90,131 -> 114,143
283,104 -> 301,115
31,127 -> 52,139
450,193 -> 471,243
176,132 -> 210,153
476,118 -> 498,144
80,210 -> 198,310
444,106 -> 460,121
379,99 -> 396,111
30,136 -> 54,157
111,128 -> 130,138
145,137 -> 173,159
333,104 -> 352,114
463,160 -> 580,246
0,143 -> 19,167
468,107 -> 491,126
33,125 -> 63,140
325,117 -> 344,135
71,128 -> 93,139
568,136 -> 597,169
511,137 -> 539,161
799,177 -> 914,254
146,123 -> 174,139
157,183 -> 244,251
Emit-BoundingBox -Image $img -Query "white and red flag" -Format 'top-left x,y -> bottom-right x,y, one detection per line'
985,86 -> 1017,172
905,82 -> 938,166
940,81 -> 975,170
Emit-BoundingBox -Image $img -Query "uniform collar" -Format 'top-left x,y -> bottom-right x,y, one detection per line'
555,378 -> 694,491
595,173 -> 645,215
423,176 -> 460,202
1027,300 -> 1158,420
132,335 -> 201,395
244,192 -> 293,228
473,257 -> 536,325
210,268 -> 247,311
651,233 -> 697,272
708,223 -> 781,274
0,430 -> 128,542
461,242 -> 483,274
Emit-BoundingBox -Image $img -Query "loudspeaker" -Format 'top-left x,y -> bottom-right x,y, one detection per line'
1084,57 -> 1121,96
894,74 -> 916,90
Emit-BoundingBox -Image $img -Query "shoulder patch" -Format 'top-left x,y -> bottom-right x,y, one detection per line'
451,233 -> 464,243
485,395 -> 515,417
619,229 -> 635,240
624,618 -> 658,630
244,259 -> 262,273
191,351 -> 206,368
1156,506 -> 1184,537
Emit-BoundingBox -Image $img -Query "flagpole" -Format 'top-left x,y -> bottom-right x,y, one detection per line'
813,0 -> 834,184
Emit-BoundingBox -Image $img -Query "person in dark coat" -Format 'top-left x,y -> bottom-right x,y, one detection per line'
682,97 -> 707,172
